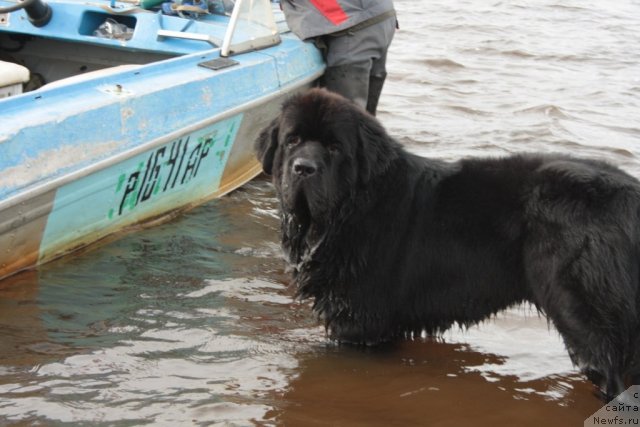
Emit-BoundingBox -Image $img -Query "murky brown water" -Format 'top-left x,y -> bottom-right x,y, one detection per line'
2,0 -> 640,425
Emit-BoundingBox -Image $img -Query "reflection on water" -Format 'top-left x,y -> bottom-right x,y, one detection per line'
0,182 -> 312,425
272,342 -> 599,427
2,0 -> 639,424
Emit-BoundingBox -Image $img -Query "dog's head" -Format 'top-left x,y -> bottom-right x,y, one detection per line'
255,88 -> 398,226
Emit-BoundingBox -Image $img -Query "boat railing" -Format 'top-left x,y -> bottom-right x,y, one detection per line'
156,29 -> 223,47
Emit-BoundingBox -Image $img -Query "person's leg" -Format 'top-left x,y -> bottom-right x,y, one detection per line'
366,57 -> 388,115
321,16 -> 396,115
365,18 -> 395,115
321,61 -> 372,110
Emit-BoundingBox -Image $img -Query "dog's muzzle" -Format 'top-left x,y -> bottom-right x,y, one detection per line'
288,141 -> 325,182
292,157 -> 318,178
281,141 -> 328,217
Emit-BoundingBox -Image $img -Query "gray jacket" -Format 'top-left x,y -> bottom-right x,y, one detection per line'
281,0 -> 395,40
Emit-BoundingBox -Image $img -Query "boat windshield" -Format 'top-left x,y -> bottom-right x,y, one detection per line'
221,0 -> 280,57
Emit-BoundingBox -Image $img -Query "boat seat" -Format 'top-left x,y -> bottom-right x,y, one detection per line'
0,61 -> 30,98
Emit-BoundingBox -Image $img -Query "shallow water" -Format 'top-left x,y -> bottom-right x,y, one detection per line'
2,0 -> 640,425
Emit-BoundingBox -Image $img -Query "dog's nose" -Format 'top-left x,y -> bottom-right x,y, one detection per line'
293,158 -> 317,177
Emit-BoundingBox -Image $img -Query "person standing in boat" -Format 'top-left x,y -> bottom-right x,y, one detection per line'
280,0 -> 397,116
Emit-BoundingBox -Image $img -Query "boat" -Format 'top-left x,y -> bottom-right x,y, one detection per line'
0,0 -> 324,280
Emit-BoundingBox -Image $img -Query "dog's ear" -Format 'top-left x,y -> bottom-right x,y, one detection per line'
255,118 -> 280,175
356,112 -> 398,184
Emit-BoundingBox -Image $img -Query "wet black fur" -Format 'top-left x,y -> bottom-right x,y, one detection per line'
255,88 -> 640,401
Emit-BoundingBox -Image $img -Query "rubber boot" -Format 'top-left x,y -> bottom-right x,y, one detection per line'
321,62 -> 371,111
365,73 -> 387,116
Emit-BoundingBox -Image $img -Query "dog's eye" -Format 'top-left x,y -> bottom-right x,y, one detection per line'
327,144 -> 340,154
286,135 -> 301,147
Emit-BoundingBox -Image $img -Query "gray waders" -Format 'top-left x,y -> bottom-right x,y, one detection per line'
322,64 -> 387,116
317,15 -> 396,116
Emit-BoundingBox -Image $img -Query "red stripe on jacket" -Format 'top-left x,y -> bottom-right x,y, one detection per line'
309,0 -> 349,25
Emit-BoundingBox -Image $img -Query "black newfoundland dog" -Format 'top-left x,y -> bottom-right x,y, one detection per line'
255,88 -> 640,401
